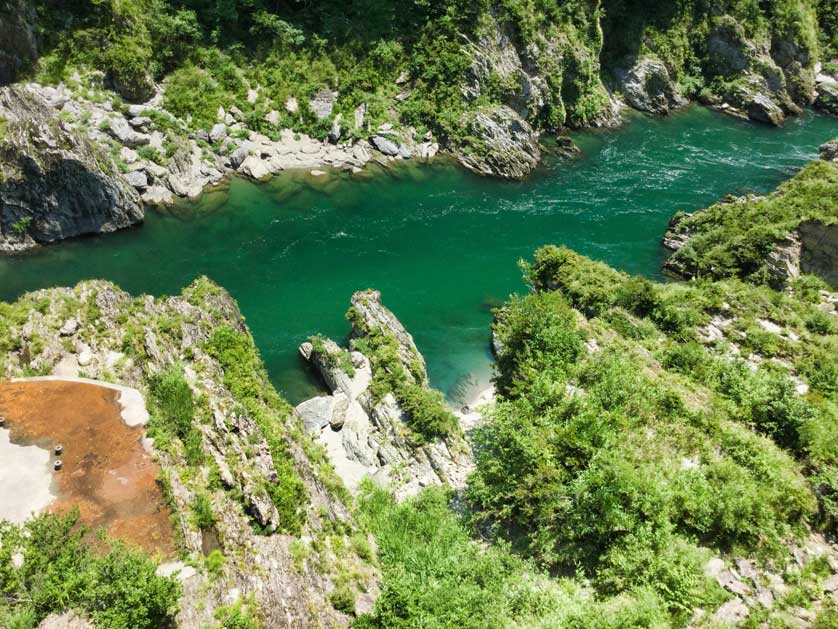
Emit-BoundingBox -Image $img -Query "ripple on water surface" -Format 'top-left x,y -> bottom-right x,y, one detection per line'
0,106 -> 836,403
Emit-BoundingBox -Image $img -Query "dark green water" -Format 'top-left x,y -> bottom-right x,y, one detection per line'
1,107 -> 836,404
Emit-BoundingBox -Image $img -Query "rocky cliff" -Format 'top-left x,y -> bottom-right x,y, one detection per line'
0,278 -> 379,626
296,290 -> 476,499
0,85 -> 143,253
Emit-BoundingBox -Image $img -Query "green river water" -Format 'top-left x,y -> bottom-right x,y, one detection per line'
1,106 -> 836,404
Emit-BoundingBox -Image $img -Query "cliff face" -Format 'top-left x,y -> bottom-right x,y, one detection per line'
0,278 -> 379,626
0,85 -> 143,253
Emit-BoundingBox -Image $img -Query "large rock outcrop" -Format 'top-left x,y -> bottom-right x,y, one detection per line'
613,57 -> 687,115
0,0 -> 37,86
0,278 -> 379,626
296,290 -> 474,498
700,16 -> 807,126
0,85 -> 144,252
452,105 -> 541,179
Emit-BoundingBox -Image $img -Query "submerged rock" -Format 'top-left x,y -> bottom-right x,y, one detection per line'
0,86 -> 143,253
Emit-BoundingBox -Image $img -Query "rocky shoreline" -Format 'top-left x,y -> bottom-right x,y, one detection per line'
0,78 -> 441,253
1,47 -> 836,253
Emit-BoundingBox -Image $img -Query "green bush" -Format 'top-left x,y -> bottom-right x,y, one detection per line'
0,510 -> 179,628
205,549 -> 225,576
149,364 -> 193,439
397,384 -> 459,440
214,601 -> 259,629
192,493 -> 216,530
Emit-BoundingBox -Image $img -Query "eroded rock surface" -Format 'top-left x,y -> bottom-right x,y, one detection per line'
453,105 -> 541,179
0,85 -> 144,253
297,290 -> 477,498
614,57 -> 687,115
700,15 -> 809,126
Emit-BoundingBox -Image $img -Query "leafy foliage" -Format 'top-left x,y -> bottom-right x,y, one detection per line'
355,483 -> 677,628
466,244 -> 838,624
0,510 -> 179,628
148,364 -> 204,466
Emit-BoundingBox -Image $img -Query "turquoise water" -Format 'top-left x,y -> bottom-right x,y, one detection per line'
1,106 -> 836,404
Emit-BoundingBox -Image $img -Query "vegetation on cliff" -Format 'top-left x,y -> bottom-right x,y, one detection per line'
0,510 -> 180,628
28,0 -> 837,146
664,156 -> 838,285
462,244 -> 838,625
0,278 -> 378,626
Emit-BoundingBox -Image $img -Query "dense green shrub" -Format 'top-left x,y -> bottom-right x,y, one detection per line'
191,493 -> 216,531
0,510 -> 179,628
470,246 -> 832,624
148,364 -> 204,465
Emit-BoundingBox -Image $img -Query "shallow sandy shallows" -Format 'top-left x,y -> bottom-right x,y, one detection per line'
0,380 -> 174,557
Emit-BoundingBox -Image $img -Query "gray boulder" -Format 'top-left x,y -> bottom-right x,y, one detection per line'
128,116 -> 152,130
815,81 -> 838,115
123,170 -> 148,190
614,57 -> 687,115
295,396 -> 338,434
209,123 -> 227,143
370,135 -> 400,156
747,91 -> 786,126
106,117 -> 151,148
453,105 -> 541,179
229,146 -> 249,169
0,86 -> 144,253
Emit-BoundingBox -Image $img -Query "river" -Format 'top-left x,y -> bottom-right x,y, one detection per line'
1,106 -> 836,404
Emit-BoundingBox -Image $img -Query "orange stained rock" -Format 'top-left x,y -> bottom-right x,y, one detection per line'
0,380 -> 175,557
